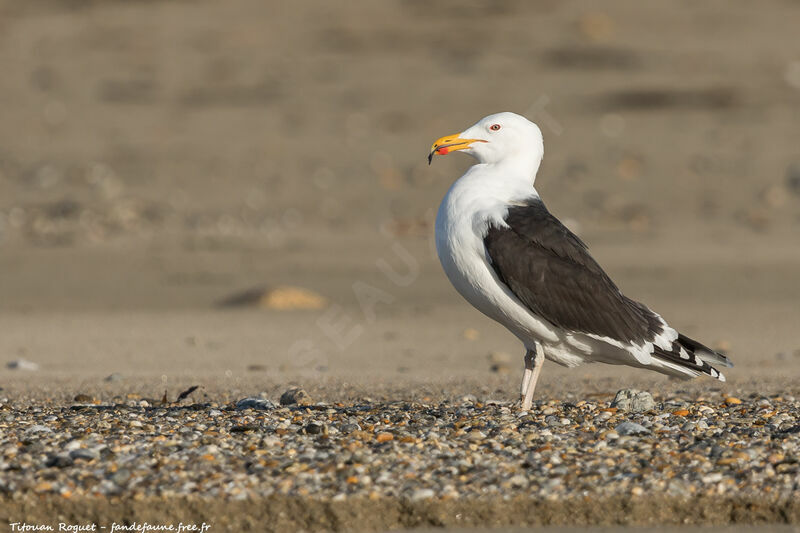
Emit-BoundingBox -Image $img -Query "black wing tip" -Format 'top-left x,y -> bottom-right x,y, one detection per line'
677,332 -> 734,367
697,347 -> 734,369
654,343 -> 729,382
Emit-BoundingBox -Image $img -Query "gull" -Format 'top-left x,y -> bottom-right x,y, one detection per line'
429,112 -> 732,410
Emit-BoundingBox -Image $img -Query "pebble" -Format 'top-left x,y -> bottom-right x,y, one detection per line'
611,389 -> 655,413
69,448 -> 99,461
304,422 -> 326,435
280,387 -> 313,406
25,424 -> 53,434
376,432 -> 393,443
219,286 -> 327,310
236,397 -> 277,410
508,475 -> 528,488
45,453 -> 73,468
6,359 -> 40,371
411,488 -> 436,501
340,423 -> 360,434
614,421 -> 650,435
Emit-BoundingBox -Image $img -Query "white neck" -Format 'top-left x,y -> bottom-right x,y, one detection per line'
462,154 -> 541,204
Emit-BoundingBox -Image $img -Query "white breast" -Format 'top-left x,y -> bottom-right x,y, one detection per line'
434,166 -> 560,346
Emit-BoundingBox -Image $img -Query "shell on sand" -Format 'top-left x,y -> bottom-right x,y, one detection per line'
217,286 -> 327,310
260,286 -> 327,310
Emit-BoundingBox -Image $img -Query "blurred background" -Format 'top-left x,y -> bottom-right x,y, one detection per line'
0,0 -> 798,383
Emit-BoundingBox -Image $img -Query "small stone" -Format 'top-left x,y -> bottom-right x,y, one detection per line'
73,394 -> 94,403
340,423 -> 360,434
111,469 -> 131,485
63,441 -> 82,452
304,422 -> 325,435
467,430 -> 486,442
489,363 -> 510,374
230,425 -> 259,433
69,448 -> 99,461
768,453 -> 785,464
45,454 -> 73,468
614,421 -> 650,436
508,475 -> 528,488
6,359 -> 39,371
219,286 -> 327,310
376,432 -> 393,443
26,425 -> 53,434
280,387 -> 312,406
104,373 -> 124,382
725,397 -> 742,405
603,430 -> 620,440
672,409 -> 690,417
545,478 -> 562,488
410,488 -> 435,501
236,398 -> 277,410
611,389 -> 655,413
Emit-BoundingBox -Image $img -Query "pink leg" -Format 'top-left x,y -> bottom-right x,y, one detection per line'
520,346 -> 543,410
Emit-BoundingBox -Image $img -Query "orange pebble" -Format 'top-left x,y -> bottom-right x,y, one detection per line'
376,432 -> 394,443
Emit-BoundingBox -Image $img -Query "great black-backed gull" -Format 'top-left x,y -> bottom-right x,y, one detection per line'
429,112 -> 733,410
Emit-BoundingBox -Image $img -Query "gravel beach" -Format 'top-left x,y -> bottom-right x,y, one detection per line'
2,380 -> 799,531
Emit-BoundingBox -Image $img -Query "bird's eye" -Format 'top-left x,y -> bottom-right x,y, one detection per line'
489,124 -> 501,131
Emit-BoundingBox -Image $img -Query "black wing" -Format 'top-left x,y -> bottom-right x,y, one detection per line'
484,198 -> 664,344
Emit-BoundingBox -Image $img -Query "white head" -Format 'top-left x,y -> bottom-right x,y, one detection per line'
429,112 -> 544,171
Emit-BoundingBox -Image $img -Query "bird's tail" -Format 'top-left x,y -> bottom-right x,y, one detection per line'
652,333 -> 733,382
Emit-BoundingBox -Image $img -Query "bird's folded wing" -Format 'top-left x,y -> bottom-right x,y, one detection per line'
483,198 -> 664,345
